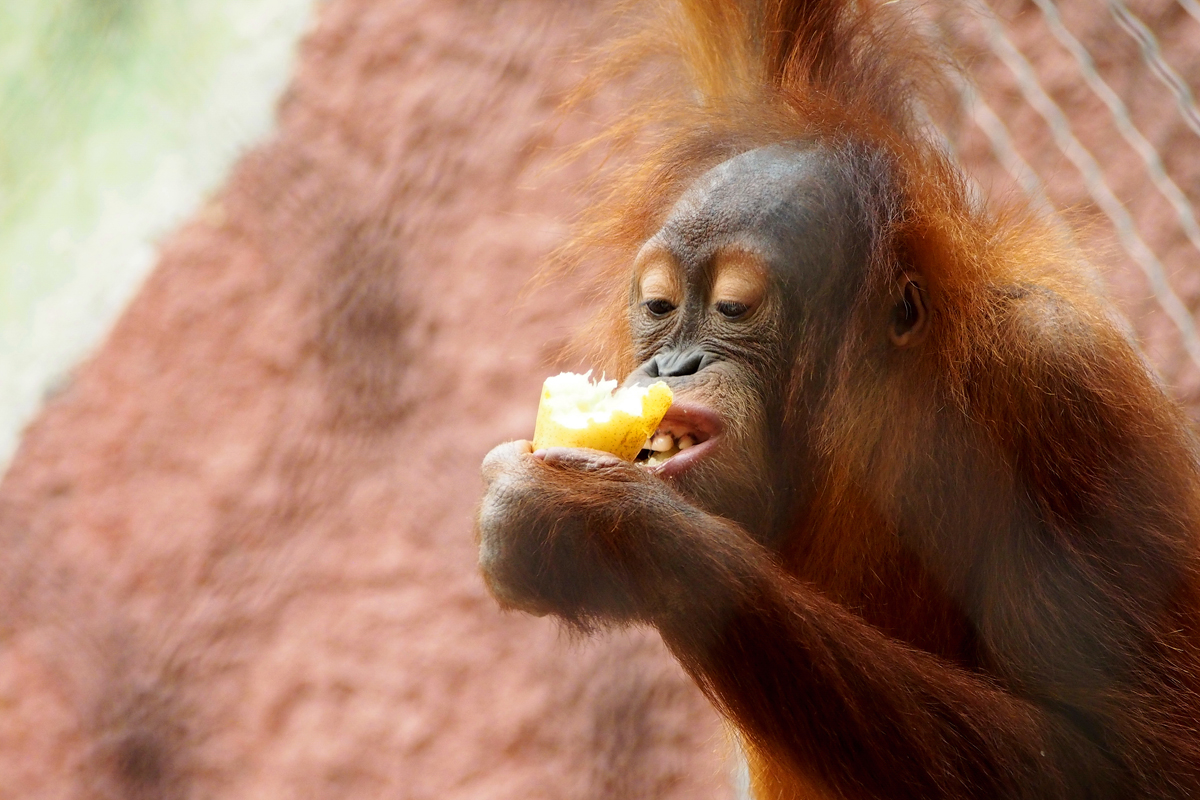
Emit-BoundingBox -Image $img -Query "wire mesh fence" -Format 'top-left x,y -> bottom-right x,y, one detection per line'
925,0 -> 1200,410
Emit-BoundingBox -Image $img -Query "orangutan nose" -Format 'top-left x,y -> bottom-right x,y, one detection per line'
639,348 -> 717,379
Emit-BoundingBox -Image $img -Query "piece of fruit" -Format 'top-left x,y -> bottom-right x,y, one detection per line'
532,372 -> 673,461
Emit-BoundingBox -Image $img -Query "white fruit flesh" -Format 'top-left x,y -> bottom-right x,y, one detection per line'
539,373 -> 654,428
532,372 -> 673,461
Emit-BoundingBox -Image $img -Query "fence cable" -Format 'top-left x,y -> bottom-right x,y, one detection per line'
975,5 -> 1200,369
956,79 -> 1055,214
1178,0 -> 1200,28
1109,0 -> 1200,140
1030,0 -> 1200,264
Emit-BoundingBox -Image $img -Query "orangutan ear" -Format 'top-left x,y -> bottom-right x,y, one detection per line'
888,275 -> 929,348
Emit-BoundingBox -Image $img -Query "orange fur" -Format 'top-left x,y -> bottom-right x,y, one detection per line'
515,1 -> 1200,795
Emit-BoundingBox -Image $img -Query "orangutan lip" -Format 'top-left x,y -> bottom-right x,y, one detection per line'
634,402 -> 723,477
651,435 -> 718,477
659,402 -> 722,440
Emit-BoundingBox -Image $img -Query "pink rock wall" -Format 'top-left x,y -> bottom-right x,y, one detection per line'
0,1 -> 730,796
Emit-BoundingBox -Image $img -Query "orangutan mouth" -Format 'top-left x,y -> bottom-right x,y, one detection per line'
634,404 -> 721,476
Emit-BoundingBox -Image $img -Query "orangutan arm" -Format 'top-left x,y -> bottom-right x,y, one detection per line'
476,441 -> 1119,799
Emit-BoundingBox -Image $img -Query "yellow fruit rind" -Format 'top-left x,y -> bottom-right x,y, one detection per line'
532,381 -> 673,461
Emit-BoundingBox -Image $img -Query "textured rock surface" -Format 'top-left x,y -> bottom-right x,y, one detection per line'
0,1 -> 731,796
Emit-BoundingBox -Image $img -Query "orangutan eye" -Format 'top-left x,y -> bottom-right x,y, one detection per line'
643,299 -> 676,318
715,301 -> 750,319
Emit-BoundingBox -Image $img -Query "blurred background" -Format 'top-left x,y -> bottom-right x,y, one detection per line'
0,0 -> 313,467
0,0 -> 1197,797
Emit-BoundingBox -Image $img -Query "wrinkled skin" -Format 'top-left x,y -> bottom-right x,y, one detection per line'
479,146 -> 859,620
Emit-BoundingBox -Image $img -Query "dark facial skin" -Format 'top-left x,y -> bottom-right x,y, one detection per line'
621,144 -> 871,539
476,143 -> 862,612
475,144 -> 1198,798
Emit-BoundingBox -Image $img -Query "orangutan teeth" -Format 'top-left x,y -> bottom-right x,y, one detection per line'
649,432 -> 675,452
636,428 -> 706,467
